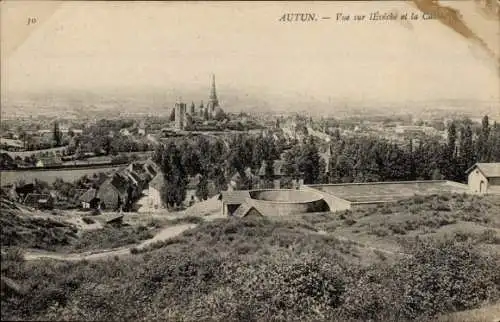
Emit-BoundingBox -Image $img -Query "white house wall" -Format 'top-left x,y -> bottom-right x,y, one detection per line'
468,170 -> 488,194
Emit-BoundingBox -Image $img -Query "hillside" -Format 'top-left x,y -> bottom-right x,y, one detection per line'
1,194 -> 500,321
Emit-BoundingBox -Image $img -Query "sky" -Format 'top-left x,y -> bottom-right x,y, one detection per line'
1,1 -> 499,109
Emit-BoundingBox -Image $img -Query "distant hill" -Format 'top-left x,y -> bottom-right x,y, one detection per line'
2,88 -> 498,120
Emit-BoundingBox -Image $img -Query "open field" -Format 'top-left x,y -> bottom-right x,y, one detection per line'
310,181 -> 470,203
0,146 -> 68,158
0,165 -> 122,185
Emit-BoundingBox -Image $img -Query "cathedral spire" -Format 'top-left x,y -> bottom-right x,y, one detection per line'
209,74 -> 218,106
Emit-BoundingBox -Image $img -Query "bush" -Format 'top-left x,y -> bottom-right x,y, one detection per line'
2,209 -> 500,322
371,226 -> 390,237
393,239 -> 500,319
389,223 -> 407,235
82,217 -> 95,225
1,248 -> 25,262
344,218 -> 357,226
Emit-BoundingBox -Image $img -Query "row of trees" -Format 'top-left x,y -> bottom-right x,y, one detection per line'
154,115 -> 499,207
153,134 -> 284,208
320,115 -> 499,184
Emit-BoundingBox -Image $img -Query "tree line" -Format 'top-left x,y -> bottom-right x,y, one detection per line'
153,134 -> 285,208
153,115 -> 499,207
325,115 -> 499,184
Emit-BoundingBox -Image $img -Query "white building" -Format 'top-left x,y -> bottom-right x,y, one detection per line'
466,163 -> 500,194
148,174 -> 165,209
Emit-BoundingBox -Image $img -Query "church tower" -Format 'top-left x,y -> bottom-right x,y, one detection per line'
207,74 -> 219,117
174,99 -> 186,130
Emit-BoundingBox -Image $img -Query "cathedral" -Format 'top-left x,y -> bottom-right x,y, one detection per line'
173,74 -> 226,130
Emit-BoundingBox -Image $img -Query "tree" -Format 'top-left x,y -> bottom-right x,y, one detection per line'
297,137 -> 320,184
447,121 -> 457,159
169,108 -> 175,122
190,102 -> 196,115
196,175 -> 209,201
477,115 -> 490,162
459,124 -> 475,173
159,142 -> 188,208
490,121 -> 500,161
53,121 -> 62,147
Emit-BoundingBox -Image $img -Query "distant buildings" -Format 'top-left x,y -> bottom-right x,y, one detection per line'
174,101 -> 188,130
35,156 -> 63,168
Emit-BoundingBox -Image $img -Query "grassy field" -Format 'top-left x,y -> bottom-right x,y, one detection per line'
1,193 -> 500,321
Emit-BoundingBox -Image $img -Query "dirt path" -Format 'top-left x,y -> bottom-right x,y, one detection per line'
24,223 -> 197,261
24,196 -> 225,262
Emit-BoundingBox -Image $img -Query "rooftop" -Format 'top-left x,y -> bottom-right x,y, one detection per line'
466,163 -> 500,178
308,181 -> 470,203
220,190 -> 251,205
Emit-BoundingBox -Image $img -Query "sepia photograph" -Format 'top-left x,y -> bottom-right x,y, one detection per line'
1,0 -> 500,321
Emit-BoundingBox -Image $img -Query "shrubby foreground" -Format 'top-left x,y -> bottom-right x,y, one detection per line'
1,196 -> 500,321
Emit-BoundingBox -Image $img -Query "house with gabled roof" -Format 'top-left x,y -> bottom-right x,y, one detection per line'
97,173 -> 130,211
466,162 -> 500,194
79,188 -> 100,209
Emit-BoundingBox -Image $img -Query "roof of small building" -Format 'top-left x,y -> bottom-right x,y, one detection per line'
105,174 -> 130,195
23,193 -> 52,205
130,162 -> 146,173
219,190 -> 251,205
232,202 -> 253,217
0,152 -> 15,162
144,162 -> 158,177
466,163 -> 500,178
124,170 -> 141,186
79,188 -> 98,203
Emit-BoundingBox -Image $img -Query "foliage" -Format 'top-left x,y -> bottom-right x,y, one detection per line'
322,116 -> 500,184
65,225 -> 155,252
2,214 -> 499,322
1,211 -> 78,250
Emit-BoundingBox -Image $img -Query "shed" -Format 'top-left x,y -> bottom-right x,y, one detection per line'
466,162 -> 500,194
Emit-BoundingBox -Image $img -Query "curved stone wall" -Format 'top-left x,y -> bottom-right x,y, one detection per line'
247,189 -> 330,216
